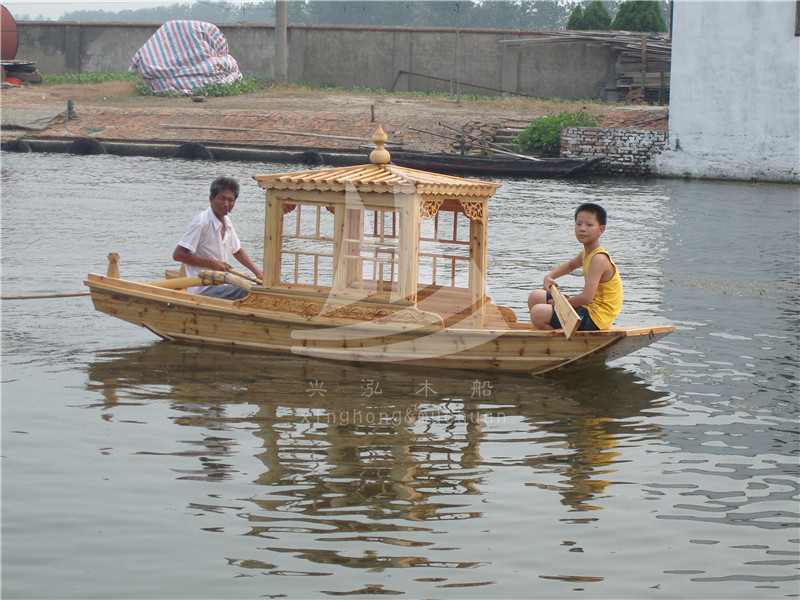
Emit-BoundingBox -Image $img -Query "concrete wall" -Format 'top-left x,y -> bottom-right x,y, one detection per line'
513,42 -> 617,100
653,1 -> 800,183
16,22 -> 619,100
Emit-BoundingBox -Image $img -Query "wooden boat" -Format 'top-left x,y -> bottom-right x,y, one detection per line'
387,149 -> 600,178
85,126 -> 672,375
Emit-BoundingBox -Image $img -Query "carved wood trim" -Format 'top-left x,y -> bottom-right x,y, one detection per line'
458,200 -> 485,223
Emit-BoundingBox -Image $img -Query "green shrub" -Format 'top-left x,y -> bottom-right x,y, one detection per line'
40,72 -> 263,98
516,111 -> 598,156
41,72 -> 139,84
298,73 -> 313,88
135,82 -> 181,97
191,78 -> 262,97
135,77 -> 264,97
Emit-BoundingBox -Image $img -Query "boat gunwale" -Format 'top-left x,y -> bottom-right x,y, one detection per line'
85,273 -> 673,340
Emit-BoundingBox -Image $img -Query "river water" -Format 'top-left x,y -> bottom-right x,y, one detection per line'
2,152 -> 798,599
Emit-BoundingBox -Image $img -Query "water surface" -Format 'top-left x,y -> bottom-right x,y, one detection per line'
2,153 -> 798,599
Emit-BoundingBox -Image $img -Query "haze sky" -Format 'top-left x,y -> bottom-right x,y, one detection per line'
3,1 -> 217,20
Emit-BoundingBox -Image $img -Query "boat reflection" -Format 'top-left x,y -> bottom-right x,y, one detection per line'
86,342 -> 667,572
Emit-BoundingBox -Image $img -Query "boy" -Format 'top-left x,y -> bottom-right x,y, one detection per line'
527,203 -> 623,331
173,176 -> 263,300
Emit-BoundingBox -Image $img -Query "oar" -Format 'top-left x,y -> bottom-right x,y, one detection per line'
1,291 -> 90,300
549,284 -> 580,340
225,268 -> 262,286
148,271 -> 252,291
2,271 -> 258,301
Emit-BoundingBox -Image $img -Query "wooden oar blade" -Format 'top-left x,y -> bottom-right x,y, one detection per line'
549,285 -> 580,339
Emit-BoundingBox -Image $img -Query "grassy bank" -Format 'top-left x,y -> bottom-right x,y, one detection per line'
37,72 -> 625,110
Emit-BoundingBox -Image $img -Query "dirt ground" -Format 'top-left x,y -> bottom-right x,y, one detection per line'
1,80 -> 668,153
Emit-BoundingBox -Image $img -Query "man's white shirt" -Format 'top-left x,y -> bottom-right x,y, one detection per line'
177,206 -> 241,294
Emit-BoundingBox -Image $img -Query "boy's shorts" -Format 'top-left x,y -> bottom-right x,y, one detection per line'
546,290 -> 599,331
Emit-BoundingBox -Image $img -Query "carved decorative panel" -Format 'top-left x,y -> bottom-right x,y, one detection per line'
419,199 -> 443,220
458,200 -> 485,222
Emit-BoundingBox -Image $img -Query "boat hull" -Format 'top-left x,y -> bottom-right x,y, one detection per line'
388,151 -> 599,178
85,274 -> 673,375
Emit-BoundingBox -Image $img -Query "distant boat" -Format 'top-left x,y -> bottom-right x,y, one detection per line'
385,149 -> 600,178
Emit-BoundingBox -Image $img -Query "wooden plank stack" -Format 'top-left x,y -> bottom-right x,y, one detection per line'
500,31 -> 671,103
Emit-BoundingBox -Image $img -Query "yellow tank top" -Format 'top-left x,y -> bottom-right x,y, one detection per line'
581,247 -> 623,329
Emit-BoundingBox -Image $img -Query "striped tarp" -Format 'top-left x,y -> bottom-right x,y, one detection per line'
129,20 -> 242,94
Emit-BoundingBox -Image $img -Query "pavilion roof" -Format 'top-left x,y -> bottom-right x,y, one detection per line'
253,125 -> 501,199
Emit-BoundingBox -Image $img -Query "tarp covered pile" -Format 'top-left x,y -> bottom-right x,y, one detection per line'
129,20 -> 242,94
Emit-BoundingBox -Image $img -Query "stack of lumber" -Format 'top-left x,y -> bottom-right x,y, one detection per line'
500,31 -> 671,103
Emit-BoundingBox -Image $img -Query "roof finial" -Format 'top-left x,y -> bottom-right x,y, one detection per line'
369,125 -> 391,165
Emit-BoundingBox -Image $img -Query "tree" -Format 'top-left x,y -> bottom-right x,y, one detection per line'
610,0 -> 668,32
565,5 -> 585,30
58,1 -> 577,29
582,1 -> 611,30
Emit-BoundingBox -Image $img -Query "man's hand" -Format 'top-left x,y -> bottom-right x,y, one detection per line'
209,259 -> 230,272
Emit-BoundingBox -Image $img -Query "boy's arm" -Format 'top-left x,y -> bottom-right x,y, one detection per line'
567,253 -> 612,308
542,254 -> 583,290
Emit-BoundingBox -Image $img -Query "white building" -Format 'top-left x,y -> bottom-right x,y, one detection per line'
654,0 -> 799,183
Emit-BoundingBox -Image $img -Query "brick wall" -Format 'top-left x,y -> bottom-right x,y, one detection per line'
561,127 -> 667,176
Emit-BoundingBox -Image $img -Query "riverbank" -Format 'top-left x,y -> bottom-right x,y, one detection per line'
0,81 -> 667,156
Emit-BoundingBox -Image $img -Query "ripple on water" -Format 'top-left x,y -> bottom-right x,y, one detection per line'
2,155 -> 798,599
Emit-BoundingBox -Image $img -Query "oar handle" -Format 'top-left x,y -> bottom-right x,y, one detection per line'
226,268 -> 263,286
1,291 -> 91,300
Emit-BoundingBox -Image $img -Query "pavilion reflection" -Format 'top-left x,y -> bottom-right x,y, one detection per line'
87,342 -> 667,569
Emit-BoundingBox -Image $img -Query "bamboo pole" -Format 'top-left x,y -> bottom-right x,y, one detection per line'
226,268 -> 262,286
146,271 -> 252,291
161,124 -> 402,145
1,261 -> 256,301
1,291 -> 90,300
144,275 -> 204,289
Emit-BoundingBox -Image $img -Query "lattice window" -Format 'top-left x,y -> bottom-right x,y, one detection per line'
342,208 -> 400,292
280,203 -> 334,286
278,201 -> 473,292
418,207 -> 471,288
